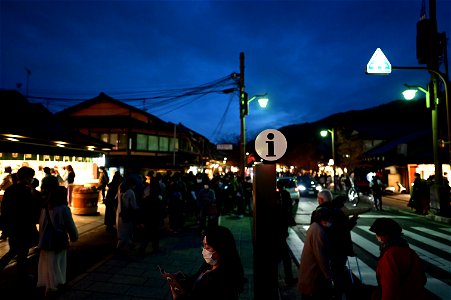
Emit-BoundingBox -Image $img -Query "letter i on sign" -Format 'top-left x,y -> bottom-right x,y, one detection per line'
266,133 -> 276,157
255,129 -> 287,162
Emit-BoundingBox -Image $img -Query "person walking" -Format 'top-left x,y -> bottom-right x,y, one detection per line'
137,173 -> 163,255
116,176 -> 139,254
166,173 -> 185,234
0,166 -> 13,192
97,166 -> 109,203
196,180 -> 218,232
329,195 -> 360,299
104,171 -> 122,233
65,165 -> 75,206
369,218 -> 427,300
0,166 -> 41,285
370,174 -> 384,211
297,206 -> 335,300
409,173 -> 429,215
0,166 -> 13,240
36,185 -> 79,298
276,185 -> 296,286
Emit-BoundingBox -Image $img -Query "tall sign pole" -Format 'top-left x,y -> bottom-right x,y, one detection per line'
253,129 -> 288,299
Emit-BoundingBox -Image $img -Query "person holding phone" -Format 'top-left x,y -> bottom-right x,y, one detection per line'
160,226 -> 245,300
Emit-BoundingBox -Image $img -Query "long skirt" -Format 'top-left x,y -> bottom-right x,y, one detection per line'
37,249 -> 67,291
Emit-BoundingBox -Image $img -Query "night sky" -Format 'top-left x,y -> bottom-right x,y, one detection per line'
1,0 -> 450,143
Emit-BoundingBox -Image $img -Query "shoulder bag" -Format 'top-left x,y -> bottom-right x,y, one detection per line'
40,207 -> 69,252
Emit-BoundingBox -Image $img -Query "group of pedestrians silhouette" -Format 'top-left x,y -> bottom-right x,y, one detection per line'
101,169 -> 254,257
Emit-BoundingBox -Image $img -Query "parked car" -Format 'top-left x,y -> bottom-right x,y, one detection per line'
276,177 -> 300,202
297,175 -> 322,197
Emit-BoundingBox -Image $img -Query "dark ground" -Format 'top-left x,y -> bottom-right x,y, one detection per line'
0,226 -> 117,299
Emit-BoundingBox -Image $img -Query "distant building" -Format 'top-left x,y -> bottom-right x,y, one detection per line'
55,92 -> 222,173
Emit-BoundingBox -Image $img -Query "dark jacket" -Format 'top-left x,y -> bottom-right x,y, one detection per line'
179,263 -> 243,300
1,183 -> 40,248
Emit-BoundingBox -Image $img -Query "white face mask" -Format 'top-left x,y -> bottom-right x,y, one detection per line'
202,248 -> 217,265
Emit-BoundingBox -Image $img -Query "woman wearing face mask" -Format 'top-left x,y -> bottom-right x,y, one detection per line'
369,218 -> 427,300
162,225 -> 245,300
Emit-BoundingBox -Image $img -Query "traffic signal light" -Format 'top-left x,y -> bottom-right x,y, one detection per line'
242,92 -> 249,116
416,18 -> 438,67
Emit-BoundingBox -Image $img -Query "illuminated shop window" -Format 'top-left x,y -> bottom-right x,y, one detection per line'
148,136 -> 158,151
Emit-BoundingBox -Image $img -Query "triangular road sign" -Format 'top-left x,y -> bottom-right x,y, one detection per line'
366,48 -> 392,74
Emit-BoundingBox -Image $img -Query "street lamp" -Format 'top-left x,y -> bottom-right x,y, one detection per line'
320,128 -> 335,189
402,84 -> 429,101
401,82 -> 451,214
366,48 -> 451,214
240,93 -> 268,177
402,82 -> 442,184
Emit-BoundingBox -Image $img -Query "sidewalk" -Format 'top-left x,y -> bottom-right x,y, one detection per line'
57,214 -> 255,300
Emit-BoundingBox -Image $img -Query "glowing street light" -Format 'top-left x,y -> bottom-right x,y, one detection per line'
240,92 -> 269,176
402,85 -> 428,101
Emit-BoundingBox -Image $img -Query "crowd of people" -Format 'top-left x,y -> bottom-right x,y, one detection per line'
109,169 -> 256,256
0,164 -> 434,300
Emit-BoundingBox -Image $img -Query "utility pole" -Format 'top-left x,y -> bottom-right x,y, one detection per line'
239,52 -> 246,177
416,0 -> 450,215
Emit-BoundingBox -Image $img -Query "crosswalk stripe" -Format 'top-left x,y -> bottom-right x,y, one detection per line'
403,229 -> 450,252
359,226 -> 451,273
292,224 -> 450,299
347,256 -> 377,286
358,214 -> 411,219
412,227 -> 451,242
424,275 -> 451,300
355,226 -> 450,299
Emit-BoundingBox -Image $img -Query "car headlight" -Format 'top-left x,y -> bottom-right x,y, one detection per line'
298,185 -> 306,191
316,185 -> 322,192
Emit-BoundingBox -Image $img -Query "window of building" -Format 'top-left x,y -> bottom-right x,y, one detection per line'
135,134 -> 178,152
137,134 -> 148,151
148,135 -> 159,151
159,136 -> 169,151
118,134 -> 127,150
170,137 -> 178,151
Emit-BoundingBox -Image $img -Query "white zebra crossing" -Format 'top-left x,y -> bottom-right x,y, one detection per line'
359,226 -> 451,273
412,227 -> 451,242
288,224 -> 451,299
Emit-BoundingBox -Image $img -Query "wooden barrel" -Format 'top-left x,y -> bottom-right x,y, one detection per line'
72,189 -> 99,215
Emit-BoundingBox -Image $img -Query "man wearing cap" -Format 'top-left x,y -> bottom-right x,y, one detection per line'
369,218 -> 427,300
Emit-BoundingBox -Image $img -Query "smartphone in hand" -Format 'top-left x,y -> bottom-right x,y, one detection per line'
158,265 -> 174,283
157,265 -> 166,275
158,266 -> 186,294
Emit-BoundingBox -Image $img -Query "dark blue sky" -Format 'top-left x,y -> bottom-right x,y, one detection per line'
1,0 -> 450,143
